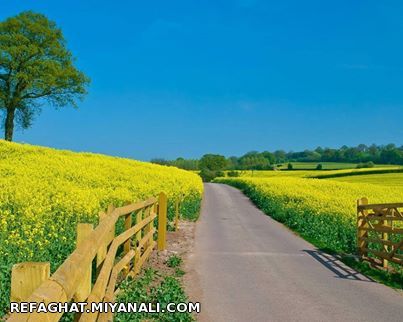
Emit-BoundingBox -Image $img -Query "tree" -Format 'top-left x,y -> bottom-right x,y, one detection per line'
274,150 -> 287,163
0,11 -> 89,141
199,169 -> 223,182
227,156 -> 239,169
199,154 -> 227,171
261,151 -> 275,164
380,148 -> 402,164
172,157 -> 199,170
239,155 -> 270,170
314,146 -> 324,155
198,154 -> 227,182
150,158 -> 170,165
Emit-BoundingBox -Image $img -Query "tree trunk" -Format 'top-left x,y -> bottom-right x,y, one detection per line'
4,107 -> 15,141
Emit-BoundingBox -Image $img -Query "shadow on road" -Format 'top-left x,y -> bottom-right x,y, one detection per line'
304,250 -> 374,282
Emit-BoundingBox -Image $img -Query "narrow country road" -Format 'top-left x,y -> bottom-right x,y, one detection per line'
185,183 -> 403,322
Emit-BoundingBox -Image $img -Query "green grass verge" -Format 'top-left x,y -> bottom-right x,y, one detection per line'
166,196 -> 201,231
341,256 -> 403,290
116,255 -> 194,322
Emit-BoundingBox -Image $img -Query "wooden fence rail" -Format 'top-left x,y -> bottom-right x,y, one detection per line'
8,192 -> 168,322
357,198 -> 403,269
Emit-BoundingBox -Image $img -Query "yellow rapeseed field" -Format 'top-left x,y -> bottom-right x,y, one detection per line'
0,140 -> 203,314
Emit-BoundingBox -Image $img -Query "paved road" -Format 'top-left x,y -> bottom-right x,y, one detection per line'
185,183 -> 403,322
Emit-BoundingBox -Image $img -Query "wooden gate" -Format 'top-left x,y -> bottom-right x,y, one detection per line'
357,198 -> 403,269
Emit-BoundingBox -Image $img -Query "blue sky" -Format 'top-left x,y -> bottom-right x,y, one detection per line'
1,0 -> 402,160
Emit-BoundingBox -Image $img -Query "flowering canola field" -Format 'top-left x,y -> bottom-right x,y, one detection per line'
0,140 -> 202,315
214,177 -> 403,253
330,173 -> 403,187
234,167 -> 402,179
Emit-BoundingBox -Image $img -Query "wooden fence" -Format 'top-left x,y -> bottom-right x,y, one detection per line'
357,198 -> 403,269
8,192 -> 168,322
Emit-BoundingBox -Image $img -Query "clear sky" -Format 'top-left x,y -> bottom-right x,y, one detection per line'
1,1 -> 402,160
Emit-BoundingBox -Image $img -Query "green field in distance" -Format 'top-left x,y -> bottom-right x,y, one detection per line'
329,172 -> 403,187
234,166 -> 402,179
275,162 -> 396,170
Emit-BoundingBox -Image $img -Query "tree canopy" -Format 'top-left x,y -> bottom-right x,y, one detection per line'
0,11 -> 89,141
199,154 -> 228,171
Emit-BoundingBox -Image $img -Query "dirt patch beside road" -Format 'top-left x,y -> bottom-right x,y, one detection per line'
146,221 -> 196,274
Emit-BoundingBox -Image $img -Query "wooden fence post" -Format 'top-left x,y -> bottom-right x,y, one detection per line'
97,205 -> 115,275
134,209 -> 143,274
145,206 -> 152,246
158,192 -> 167,251
174,198 -> 180,231
10,262 -> 50,302
149,204 -> 155,247
357,197 -> 369,259
382,218 -> 390,269
124,201 -> 133,254
75,223 -> 93,301
122,201 -> 133,277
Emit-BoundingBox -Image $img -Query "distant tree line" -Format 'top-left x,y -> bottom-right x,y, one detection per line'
150,157 -> 199,170
151,144 -> 403,173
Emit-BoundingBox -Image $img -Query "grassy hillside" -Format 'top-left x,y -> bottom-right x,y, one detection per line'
0,140 -> 203,316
